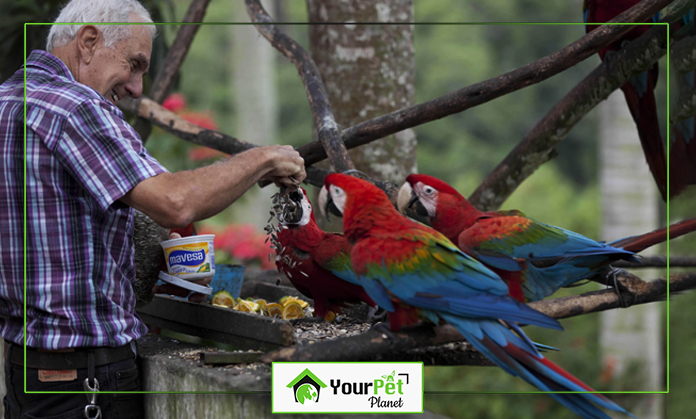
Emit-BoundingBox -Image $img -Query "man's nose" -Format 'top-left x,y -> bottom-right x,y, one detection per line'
124,75 -> 143,98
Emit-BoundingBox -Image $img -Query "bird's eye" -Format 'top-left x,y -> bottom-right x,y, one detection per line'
332,186 -> 343,196
424,186 -> 435,195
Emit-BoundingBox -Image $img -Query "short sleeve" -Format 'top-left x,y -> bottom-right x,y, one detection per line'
55,99 -> 168,211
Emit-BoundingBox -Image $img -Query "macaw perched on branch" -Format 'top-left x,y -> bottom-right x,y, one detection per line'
584,0 -> 667,200
274,187 -> 376,321
319,174 -> 633,419
399,174 -> 696,303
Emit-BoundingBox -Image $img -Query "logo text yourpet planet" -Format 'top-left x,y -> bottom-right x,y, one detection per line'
329,371 -> 408,408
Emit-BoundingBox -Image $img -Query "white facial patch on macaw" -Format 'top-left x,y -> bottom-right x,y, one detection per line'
329,185 -> 347,214
415,182 -> 439,217
396,182 -> 413,214
318,186 -> 329,218
298,190 -> 312,226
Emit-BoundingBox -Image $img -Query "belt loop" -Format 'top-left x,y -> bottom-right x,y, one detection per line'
130,340 -> 137,358
87,350 -> 95,382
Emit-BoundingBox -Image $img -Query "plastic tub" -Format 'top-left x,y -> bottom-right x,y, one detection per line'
160,234 -> 216,280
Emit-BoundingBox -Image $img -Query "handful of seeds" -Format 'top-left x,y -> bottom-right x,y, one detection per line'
264,187 -> 306,277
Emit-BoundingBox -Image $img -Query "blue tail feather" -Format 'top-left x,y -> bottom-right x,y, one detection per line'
441,314 -> 634,419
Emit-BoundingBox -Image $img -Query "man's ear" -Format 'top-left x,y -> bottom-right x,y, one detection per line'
76,25 -> 101,65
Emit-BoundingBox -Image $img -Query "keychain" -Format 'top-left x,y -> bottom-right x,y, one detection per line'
83,377 -> 101,419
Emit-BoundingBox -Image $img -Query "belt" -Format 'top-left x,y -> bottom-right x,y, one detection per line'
5,340 -> 136,370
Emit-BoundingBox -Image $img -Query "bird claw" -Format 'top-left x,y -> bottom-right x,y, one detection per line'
366,306 -> 388,323
605,266 -> 630,308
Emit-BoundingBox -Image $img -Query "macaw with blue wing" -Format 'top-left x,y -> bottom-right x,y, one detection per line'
399,174 -> 696,303
319,173 -> 634,419
584,0 -> 668,200
274,187 -> 375,321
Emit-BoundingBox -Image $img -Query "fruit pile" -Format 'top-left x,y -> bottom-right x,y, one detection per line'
211,291 -> 309,320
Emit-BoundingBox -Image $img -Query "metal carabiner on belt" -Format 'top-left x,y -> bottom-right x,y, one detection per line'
83,377 -> 101,419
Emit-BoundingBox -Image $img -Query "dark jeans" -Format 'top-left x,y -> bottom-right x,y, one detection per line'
3,343 -> 144,419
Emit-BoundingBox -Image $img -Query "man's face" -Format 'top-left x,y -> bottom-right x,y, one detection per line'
81,24 -> 152,105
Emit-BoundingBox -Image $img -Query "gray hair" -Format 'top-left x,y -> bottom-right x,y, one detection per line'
46,0 -> 156,52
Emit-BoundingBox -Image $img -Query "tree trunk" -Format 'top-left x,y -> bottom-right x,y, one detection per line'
599,91 -> 663,418
306,0 -> 417,184
230,0 -> 278,230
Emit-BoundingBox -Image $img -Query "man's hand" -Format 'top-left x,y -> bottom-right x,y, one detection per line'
152,232 -> 212,303
259,145 -> 306,187
121,145 -> 307,228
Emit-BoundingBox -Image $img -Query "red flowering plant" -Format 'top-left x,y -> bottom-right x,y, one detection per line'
162,93 -> 228,162
198,224 -> 275,270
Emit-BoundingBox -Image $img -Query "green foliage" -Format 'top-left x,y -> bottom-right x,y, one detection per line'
413,2 -> 601,189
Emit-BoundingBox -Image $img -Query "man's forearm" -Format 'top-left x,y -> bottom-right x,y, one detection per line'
122,147 -> 273,228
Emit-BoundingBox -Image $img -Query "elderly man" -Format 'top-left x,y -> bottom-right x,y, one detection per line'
0,0 -> 305,417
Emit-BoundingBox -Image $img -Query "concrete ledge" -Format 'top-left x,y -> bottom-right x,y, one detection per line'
138,335 -> 449,419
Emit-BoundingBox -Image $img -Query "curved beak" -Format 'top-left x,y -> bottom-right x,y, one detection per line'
397,182 -> 418,213
281,191 -> 304,225
318,185 -> 344,222
397,182 -> 428,217
318,186 -> 332,222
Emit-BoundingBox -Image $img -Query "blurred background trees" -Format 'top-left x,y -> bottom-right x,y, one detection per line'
3,0 -> 694,417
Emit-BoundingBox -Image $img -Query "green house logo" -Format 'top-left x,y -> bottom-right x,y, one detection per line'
286,368 -> 328,404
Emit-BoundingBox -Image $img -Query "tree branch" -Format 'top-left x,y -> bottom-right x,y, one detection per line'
614,256 -> 696,268
260,272 -> 695,363
136,0 -> 212,143
128,0 -> 683,212
671,82 -> 696,125
529,272 -> 695,320
149,0 -> 212,103
245,0 -> 355,173
293,0 -> 674,168
670,35 -> 696,74
468,2 -> 691,210
122,96 -> 330,186
130,0 -> 674,190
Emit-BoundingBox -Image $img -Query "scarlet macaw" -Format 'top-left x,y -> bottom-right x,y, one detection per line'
584,0 -> 667,200
399,174 -> 696,303
274,187 -> 376,320
319,174 -> 633,419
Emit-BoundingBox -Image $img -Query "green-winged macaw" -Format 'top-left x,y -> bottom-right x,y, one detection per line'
399,174 -> 696,303
275,188 -> 376,321
319,173 -> 633,419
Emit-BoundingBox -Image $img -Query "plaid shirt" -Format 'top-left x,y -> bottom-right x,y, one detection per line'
0,50 -> 168,349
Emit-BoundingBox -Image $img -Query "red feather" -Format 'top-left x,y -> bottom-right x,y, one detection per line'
619,72 -> 668,200
275,194 -> 375,320
585,0 -> 668,200
610,217 -> 696,253
388,302 -> 422,331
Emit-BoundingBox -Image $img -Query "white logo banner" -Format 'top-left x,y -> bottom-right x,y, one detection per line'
272,362 -> 423,413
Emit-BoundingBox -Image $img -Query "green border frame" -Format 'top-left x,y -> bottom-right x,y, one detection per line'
20,21 -> 670,398
271,361 -> 425,414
